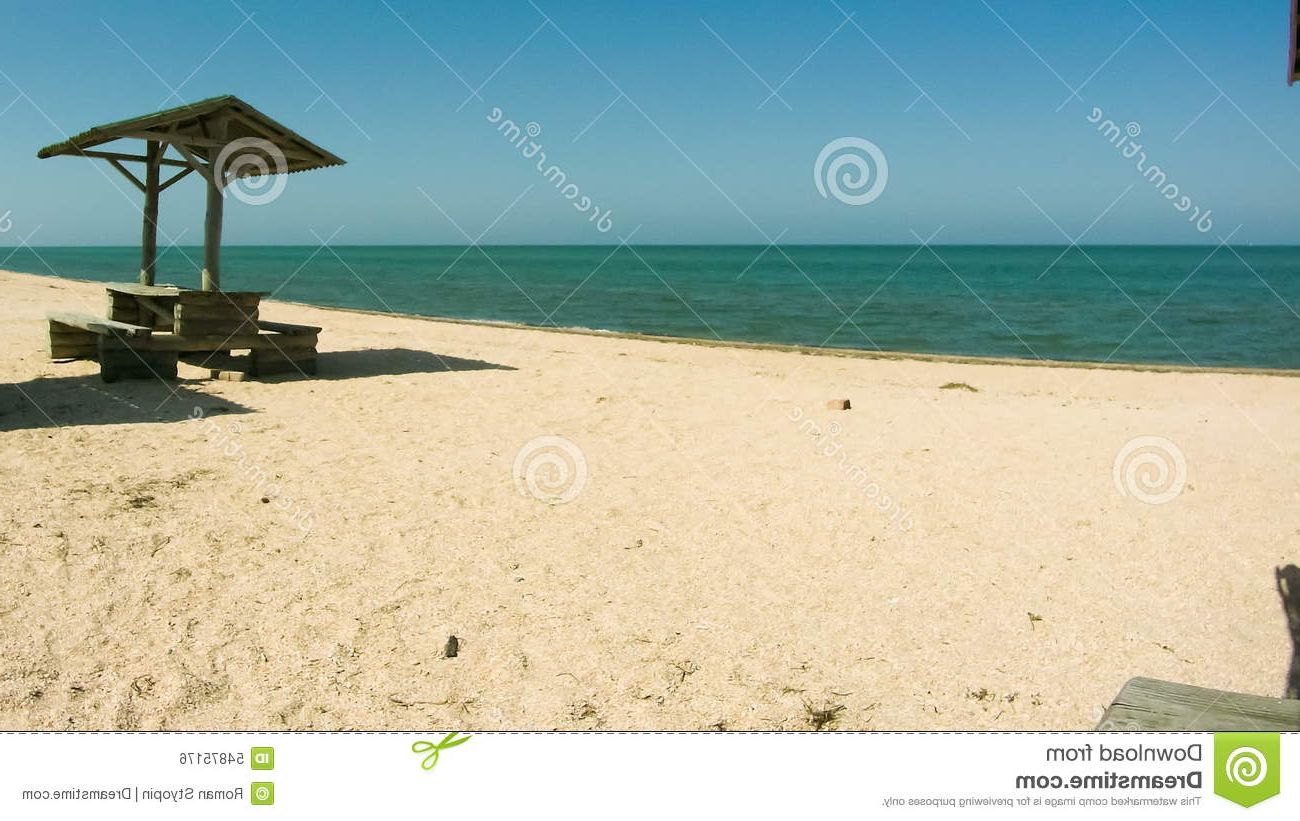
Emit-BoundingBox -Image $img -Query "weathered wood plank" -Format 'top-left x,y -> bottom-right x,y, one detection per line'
48,321 -> 97,338
176,290 -> 264,306
97,337 -> 177,382
256,319 -> 321,335
104,282 -> 180,298
47,311 -> 152,338
135,295 -> 175,323
251,355 -> 317,376
175,303 -> 259,321
254,347 -> 317,364
176,318 -> 260,338
1097,677 -> 1300,731
123,332 -> 316,352
179,350 -> 251,371
49,330 -> 99,345
50,344 -> 99,360
259,334 -> 317,351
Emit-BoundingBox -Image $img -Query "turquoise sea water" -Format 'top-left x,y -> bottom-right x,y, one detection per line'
4,245 -> 1299,368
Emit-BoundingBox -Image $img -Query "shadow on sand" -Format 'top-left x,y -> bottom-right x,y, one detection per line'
0,373 -> 251,432
1277,565 -> 1300,699
310,347 -> 516,380
2,348 -> 512,430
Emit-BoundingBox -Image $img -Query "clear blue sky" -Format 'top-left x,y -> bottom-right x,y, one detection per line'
0,0 -> 1297,245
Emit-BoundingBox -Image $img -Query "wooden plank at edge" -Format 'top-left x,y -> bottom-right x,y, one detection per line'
1097,677 -> 1300,731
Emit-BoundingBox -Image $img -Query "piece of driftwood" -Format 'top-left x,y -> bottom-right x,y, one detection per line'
1096,677 -> 1300,731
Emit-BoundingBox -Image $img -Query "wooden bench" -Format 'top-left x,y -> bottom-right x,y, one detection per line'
46,311 -> 177,382
1096,677 -> 1300,731
249,320 -> 320,376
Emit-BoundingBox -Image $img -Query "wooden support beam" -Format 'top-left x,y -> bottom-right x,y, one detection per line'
158,166 -> 194,192
135,295 -> 175,324
107,159 -> 145,192
74,149 -> 190,168
123,130 -> 230,149
139,141 -> 161,286
170,140 -> 213,183
126,126 -> 316,164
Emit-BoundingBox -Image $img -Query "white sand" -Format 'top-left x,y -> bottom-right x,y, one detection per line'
1,269 -> 1296,730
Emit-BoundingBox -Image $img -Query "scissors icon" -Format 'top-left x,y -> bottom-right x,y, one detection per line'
412,732 -> 471,770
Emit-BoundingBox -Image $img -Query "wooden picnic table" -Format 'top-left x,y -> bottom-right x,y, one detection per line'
48,283 -> 320,382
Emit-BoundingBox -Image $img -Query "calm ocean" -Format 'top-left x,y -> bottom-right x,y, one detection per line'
5,245 -> 1299,369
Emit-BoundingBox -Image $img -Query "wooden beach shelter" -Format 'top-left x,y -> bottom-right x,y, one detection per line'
35,95 -> 344,381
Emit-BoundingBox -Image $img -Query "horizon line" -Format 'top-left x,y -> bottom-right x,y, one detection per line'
2,241 -> 1295,249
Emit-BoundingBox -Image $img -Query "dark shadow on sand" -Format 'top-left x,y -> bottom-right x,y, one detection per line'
312,348 -> 516,380
1277,565 -> 1300,699
0,373 -> 251,432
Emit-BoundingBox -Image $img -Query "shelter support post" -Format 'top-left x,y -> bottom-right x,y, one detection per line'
201,174 -> 223,291
139,141 -> 161,285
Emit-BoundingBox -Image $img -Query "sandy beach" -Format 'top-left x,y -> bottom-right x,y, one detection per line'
1,268 -> 1297,731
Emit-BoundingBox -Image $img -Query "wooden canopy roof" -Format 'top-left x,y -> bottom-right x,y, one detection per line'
36,94 -> 344,175
34,95 -> 344,291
